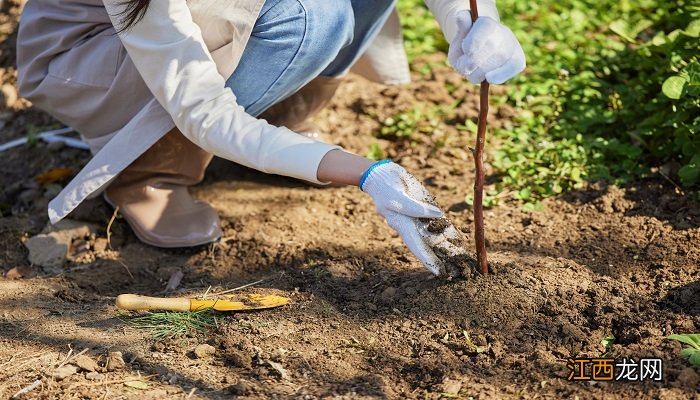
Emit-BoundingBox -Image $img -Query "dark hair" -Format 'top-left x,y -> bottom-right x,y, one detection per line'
117,0 -> 151,31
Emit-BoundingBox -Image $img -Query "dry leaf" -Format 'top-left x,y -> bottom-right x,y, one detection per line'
124,379 -> 149,390
35,167 -> 74,185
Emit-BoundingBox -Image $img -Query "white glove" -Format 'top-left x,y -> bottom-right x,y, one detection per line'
448,12 -> 526,84
360,160 -> 445,275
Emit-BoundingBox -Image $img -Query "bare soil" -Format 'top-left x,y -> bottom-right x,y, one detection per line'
1,1 -> 699,398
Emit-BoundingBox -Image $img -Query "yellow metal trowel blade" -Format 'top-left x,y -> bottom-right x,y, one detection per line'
190,294 -> 289,311
116,293 -> 289,312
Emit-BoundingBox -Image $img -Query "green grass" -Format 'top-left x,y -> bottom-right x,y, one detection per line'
396,0 -> 447,62
120,309 -> 218,341
395,0 -> 700,204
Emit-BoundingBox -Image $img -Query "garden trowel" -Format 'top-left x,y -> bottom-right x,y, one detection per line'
116,293 -> 289,312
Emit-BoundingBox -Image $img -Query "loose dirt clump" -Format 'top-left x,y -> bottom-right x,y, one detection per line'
426,217 -> 451,233
1,2 -> 699,398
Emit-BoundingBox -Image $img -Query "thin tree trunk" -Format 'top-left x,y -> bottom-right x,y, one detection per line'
469,0 -> 489,274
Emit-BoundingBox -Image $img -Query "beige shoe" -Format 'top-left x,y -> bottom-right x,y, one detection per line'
261,75 -> 343,142
104,128 -> 222,248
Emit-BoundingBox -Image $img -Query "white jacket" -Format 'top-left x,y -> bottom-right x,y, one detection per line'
17,0 -> 497,224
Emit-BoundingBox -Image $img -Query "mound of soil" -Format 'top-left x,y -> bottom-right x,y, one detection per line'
1,1 -> 699,398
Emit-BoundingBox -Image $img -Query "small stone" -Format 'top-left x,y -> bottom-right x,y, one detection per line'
105,351 -> 126,371
73,354 -> 99,372
85,371 -> 103,381
24,219 -> 98,270
4,266 -> 35,279
194,344 -> 216,359
441,379 -> 462,395
24,234 -> 67,270
1,83 -> 18,108
49,365 -> 78,380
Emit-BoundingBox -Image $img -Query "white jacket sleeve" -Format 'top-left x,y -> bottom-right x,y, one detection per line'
424,0 -> 499,42
102,0 -> 340,184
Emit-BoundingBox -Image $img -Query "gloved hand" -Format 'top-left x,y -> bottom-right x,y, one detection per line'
448,11 -> 526,84
360,160 -> 445,275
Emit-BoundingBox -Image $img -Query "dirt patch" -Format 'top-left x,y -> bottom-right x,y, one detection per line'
1,1 -> 700,398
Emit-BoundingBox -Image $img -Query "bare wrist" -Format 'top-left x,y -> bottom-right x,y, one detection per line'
316,149 -> 376,186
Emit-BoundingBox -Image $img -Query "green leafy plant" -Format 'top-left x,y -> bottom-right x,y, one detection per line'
379,102 -> 458,142
667,334 -> 700,368
380,106 -> 440,139
492,0 -> 700,199
462,330 -> 489,354
366,142 -> 385,160
465,192 -> 499,208
395,0 -> 699,202
601,334 -> 616,356
396,0 -> 447,62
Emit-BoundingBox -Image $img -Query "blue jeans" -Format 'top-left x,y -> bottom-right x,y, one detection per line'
225,0 -> 396,117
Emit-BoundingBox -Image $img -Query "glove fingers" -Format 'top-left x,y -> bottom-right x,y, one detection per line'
447,41 -> 464,70
448,11 -> 471,69
466,62 -> 486,84
391,167 -> 444,218
388,197 -> 443,219
455,9 -> 473,32
388,214 -> 443,275
456,53 -> 486,83
485,41 -> 526,84
452,16 -> 525,84
461,17 -> 500,55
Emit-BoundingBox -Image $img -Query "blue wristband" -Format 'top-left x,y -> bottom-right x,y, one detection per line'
359,159 -> 392,191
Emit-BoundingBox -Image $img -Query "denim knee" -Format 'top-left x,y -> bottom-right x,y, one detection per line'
298,0 -> 355,65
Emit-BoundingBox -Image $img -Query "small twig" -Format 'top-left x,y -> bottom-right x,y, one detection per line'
187,388 -> 197,398
115,259 -> 134,280
57,348 -> 88,369
0,353 -> 21,370
657,169 -> 683,193
11,379 -> 42,399
210,279 -> 265,297
106,207 -> 119,249
70,375 -> 157,388
55,346 -> 73,369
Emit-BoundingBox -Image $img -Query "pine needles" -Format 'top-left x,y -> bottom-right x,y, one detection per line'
120,309 -> 218,341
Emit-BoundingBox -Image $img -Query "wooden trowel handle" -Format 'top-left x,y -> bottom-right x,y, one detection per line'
116,294 -> 191,312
